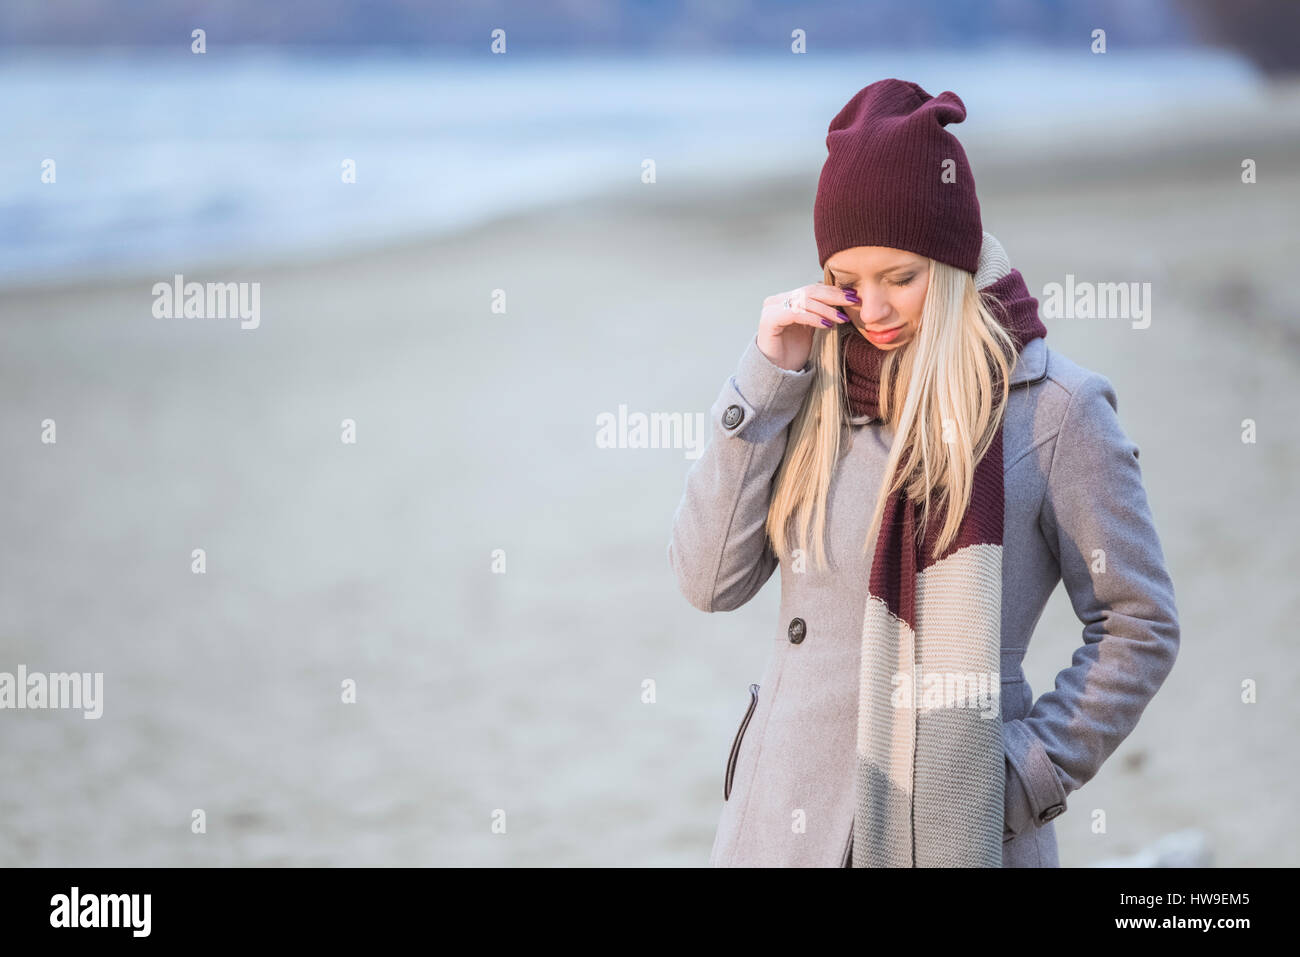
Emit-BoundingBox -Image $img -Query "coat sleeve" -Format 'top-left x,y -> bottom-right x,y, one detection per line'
1003,371 -> 1180,838
667,333 -> 815,612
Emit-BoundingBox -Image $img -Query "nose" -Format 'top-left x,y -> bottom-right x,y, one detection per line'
856,287 -> 892,324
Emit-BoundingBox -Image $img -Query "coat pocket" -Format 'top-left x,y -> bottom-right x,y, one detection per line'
724,683 -> 760,801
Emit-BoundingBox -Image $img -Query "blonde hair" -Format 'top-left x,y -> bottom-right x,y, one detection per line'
765,258 -> 1019,573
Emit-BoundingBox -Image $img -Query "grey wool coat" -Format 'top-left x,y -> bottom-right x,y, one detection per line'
668,243 -> 1180,868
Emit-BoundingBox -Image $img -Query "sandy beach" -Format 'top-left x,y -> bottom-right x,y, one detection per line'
2,89 -> 1299,867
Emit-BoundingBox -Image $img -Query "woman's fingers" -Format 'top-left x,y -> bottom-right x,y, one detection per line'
782,286 -> 852,328
810,282 -> 861,309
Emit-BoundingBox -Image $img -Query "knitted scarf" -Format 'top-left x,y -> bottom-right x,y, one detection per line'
842,266 -> 1047,867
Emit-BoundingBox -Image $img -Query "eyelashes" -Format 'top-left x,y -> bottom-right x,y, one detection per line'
838,275 -> 915,292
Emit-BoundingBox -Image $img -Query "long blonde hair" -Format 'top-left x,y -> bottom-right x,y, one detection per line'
765,258 -> 1019,573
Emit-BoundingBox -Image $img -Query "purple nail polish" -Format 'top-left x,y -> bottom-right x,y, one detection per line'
821,318 -> 833,327
836,309 -> 849,321
844,289 -> 860,304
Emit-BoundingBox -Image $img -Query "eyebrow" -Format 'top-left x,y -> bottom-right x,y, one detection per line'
829,264 -> 916,281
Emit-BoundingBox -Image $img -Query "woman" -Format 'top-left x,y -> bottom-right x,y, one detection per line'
667,79 -> 1180,867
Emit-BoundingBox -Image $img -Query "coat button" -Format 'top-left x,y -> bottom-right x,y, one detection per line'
1039,803 -> 1065,824
787,617 -> 806,644
722,404 -> 745,430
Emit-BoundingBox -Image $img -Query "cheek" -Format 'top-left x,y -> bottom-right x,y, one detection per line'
904,287 -> 928,324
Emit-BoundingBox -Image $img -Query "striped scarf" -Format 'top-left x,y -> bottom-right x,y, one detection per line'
842,265 -> 1047,867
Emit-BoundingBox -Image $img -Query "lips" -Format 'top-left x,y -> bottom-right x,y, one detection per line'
864,324 -> 903,343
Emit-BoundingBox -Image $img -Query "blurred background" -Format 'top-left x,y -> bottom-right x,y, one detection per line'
1,0 -> 1296,866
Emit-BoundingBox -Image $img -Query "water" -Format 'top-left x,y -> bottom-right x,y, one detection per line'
0,46 -> 1260,288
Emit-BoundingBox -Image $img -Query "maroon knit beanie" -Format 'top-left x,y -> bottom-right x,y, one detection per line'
814,79 -> 982,274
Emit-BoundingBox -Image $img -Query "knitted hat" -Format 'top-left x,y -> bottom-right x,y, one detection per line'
814,79 -> 982,274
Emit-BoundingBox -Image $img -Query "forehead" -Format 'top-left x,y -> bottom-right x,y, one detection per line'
826,247 -> 925,276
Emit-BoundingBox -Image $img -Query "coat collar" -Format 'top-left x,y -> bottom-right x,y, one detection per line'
847,336 -> 1047,426
1009,334 -> 1048,388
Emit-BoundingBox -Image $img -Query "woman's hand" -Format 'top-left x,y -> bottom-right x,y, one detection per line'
758,284 -> 857,371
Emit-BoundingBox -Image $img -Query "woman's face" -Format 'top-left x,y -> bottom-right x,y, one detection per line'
824,247 -> 930,351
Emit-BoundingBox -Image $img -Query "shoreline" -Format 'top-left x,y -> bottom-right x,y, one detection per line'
7,83 -> 1300,305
